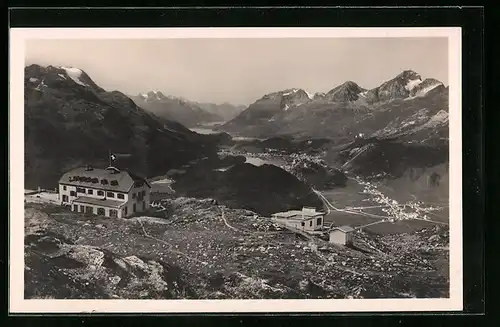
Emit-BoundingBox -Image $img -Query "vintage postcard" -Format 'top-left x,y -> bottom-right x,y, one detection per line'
9,27 -> 462,313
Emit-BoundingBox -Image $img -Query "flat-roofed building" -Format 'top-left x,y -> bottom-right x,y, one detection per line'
271,206 -> 324,231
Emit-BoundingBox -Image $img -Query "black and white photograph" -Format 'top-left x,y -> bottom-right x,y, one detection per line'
9,27 -> 462,313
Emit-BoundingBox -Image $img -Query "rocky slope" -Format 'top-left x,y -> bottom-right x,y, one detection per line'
25,201 -> 449,299
24,64 -> 216,189
130,91 -> 223,127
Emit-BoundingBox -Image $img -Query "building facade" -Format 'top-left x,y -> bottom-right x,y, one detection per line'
329,226 -> 355,245
58,166 -> 151,218
271,207 -> 324,232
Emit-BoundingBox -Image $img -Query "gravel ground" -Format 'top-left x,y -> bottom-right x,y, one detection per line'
24,199 -> 449,299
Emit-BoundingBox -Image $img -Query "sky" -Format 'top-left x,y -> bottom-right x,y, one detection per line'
25,37 -> 448,105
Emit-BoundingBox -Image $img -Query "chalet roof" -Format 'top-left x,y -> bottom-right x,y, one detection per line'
330,225 -> 355,233
73,196 -> 126,209
59,167 -> 150,193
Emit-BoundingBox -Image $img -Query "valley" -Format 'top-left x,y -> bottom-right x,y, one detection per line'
22,64 -> 450,300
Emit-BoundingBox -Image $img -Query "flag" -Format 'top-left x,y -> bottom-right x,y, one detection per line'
110,152 -> 131,161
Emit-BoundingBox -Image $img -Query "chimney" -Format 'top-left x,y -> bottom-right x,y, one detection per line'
85,165 -> 93,171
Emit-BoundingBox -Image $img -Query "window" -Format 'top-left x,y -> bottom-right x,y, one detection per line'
301,222 -> 305,227
133,204 -> 136,213
138,190 -> 146,201
101,179 -> 109,185
309,221 -> 313,227
63,185 -> 67,191
97,190 -> 104,196
70,191 -> 76,196
97,208 -> 105,216
85,206 -> 93,214
117,193 -> 124,199
109,209 -> 118,218
76,187 -> 86,193
79,205 -> 84,213
124,207 -> 128,216
107,192 -> 115,198
317,218 -> 322,226
142,202 -> 145,211
132,193 -> 136,199
73,204 -> 78,211
88,189 -> 93,195
62,195 -> 68,202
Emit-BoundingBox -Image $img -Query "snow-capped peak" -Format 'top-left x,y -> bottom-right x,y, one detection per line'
59,66 -> 88,87
405,78 -> 423,91
358,90 -> 368,98
152,91 -> 162,100
282,89 -> 299,96
406,78 -> 444,99
305,90 -> 315,99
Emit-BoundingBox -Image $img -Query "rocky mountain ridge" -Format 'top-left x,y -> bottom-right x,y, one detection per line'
24,64 -> 215,189
218,70 -> 448,141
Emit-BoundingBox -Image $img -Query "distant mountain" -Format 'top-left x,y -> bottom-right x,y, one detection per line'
195,102 -> 247,121
24,64 -> 215,189
322,81 -> 367,102
130,92 -> 223,127
218,88 -> 315,136
364,70 -> 424,103
218,70 -> 448,142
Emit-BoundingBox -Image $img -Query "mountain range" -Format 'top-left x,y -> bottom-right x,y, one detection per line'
218,70 -> 447,143
23,62 -> 451,300
130,91 -> 246,127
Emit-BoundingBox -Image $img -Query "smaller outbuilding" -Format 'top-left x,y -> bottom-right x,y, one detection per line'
329,225 -> 355,245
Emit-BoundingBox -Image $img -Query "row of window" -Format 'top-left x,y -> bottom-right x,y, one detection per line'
63,185 -> 125,199
300,218 -> 322,227
73,204 -> 118,217
71,203 -> 146,217
68,176 -> 121,186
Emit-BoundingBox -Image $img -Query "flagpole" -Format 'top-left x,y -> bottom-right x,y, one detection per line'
108,149 -> 111,168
